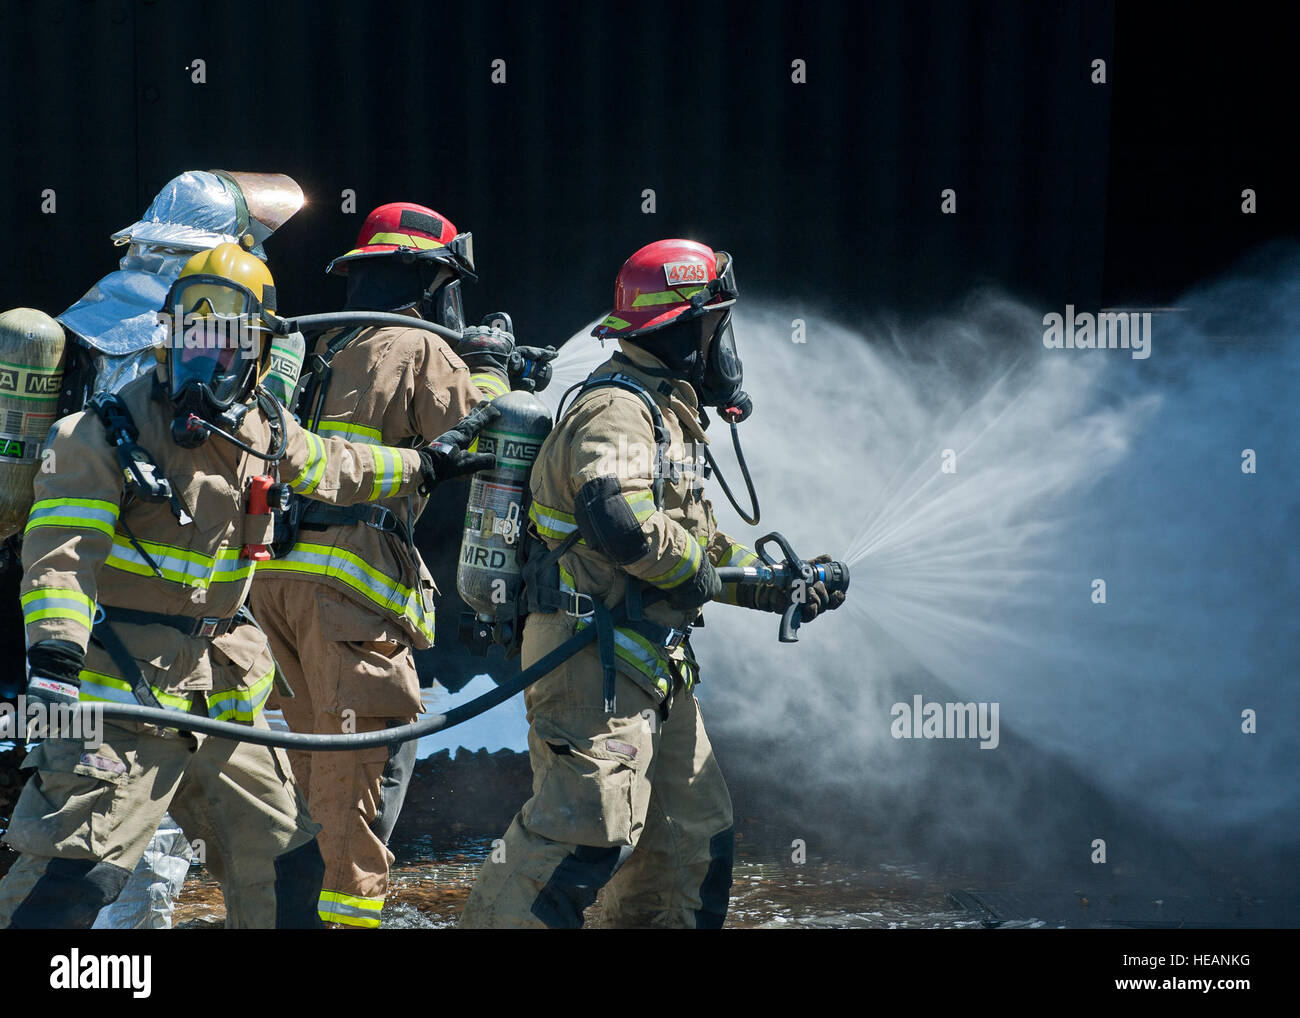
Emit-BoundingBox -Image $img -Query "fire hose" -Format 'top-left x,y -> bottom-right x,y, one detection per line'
26,535 -> 849,750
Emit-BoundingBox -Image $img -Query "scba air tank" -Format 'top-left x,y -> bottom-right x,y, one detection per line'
456,390 -> 552,638
0,309 -> 66,540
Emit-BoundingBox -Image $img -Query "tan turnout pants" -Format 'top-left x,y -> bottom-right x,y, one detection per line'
250,580 -> 422,929
460,616 -> 735,928
0,711 -> 323,929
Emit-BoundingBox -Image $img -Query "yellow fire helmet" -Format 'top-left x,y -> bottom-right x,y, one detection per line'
159,242 -> 278,407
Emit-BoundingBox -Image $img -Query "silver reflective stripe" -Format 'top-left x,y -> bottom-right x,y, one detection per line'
77,679 -> 140,706
530,504 -> 578,536
25,500 -> 119,535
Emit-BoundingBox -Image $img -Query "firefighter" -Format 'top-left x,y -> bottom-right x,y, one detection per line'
0,244 -> 494,929
248,202 -> 546,928
460,239 -> 844,928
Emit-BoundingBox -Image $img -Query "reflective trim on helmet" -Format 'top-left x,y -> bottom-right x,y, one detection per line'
288,430 -> 328,495
24,498 -> 120,538
20,587 -> 97,631
599,315 -> 631,331
356,231 -> 445,252
630,286 -> 707,308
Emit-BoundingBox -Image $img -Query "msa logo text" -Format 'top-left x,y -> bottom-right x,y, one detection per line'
501,440 -> 538,462
25,372 -> 60,395
0,368 -> 60,394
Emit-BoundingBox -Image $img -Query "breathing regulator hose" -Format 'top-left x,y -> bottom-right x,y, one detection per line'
58,543 -> 849,749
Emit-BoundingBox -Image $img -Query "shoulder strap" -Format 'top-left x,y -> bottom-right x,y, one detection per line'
576,372 -> 671,509
298,325 -> 366,432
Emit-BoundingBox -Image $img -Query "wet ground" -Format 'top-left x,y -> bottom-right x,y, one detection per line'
7,744 -> 1295,928
173,839 -> 989,929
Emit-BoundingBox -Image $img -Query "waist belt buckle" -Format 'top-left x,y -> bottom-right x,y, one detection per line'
197,617 -> 221,638
565,590 -> 595,621
365,506 -> 396,531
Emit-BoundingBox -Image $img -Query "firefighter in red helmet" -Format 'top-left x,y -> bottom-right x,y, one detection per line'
461,239 -> 843,928
249,202 -> 549,928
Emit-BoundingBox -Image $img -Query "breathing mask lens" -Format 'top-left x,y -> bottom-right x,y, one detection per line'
164,276 -> 266,409
429,277 -> 466,332
699,310 -> 743,407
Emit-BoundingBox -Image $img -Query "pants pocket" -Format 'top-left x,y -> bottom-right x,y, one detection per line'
523,736 -> 640,847
4,740 -> 130,859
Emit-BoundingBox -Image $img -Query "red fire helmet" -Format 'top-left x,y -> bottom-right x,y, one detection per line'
325,201 -> 476,280
592,238 -> 737,339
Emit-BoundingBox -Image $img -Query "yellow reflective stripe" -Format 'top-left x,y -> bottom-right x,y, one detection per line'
366,445 -> 403,500
362,232 -> 443,251
316,420 -> 382,445
207,666 -> 275,724
471,372 -> 509,399
600,315 -> 631,331
77,668 -> 193,712
645,539 -> 701,589
383,446 -> 404,497
573,618 -> 670,695
256,544 -> 435,643
318,890 -> 384,928
718,543 -> 758,568
105,536 -> 253,587
21,587 -> 96,630
289,430 -> 328,494
624,490 -> 657,523
630,286 -> 706,308
25,498 -> 120,538
529,500 -> 578,540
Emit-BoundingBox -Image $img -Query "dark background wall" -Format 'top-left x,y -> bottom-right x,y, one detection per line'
0,0 -> 1294,691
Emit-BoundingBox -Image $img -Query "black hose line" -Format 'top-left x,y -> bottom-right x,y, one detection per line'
71,570 -> 756,749
83,618 -> 603,751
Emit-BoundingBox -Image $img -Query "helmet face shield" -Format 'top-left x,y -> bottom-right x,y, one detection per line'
447,231 -> 475,280
162,274 -> 269,408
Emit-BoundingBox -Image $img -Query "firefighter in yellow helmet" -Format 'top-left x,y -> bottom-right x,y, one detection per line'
249,201 -> 555,928
0,244 -> 496,929
460,240 -> 843,928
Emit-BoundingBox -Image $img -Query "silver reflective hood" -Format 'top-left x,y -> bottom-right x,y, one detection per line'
58,170 -> 303,358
